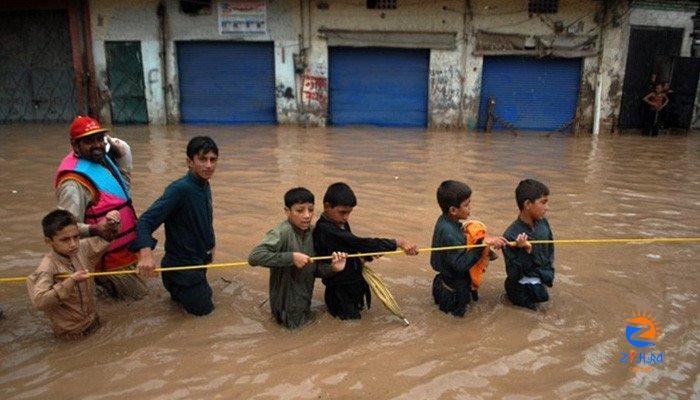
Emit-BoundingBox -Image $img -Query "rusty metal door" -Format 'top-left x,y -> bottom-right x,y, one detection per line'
0,10 -> 77,123
105,41 -> 148,124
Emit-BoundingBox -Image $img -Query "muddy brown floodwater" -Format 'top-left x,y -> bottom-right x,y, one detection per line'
0,124 -> 698,399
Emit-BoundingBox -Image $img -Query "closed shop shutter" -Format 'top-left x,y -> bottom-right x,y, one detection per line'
177,41 -> 276,124
329,47 -> 429,127
478,56 -> 582,131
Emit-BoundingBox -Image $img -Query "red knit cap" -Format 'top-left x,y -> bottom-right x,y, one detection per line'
69,116 -> 108,141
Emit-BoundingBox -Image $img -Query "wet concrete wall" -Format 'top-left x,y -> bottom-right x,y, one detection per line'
465,0 -> 599,131
598,2 -> 698,133
90,0 -> 301,125
86,0 -> 695,132
628,4 -> 699,130
90,0 -> 164,124
597,1 -> 627,133
304,0 -> 466,127
165,0 -> 300,124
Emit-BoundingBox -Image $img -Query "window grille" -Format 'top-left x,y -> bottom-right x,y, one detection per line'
367,0 -> 397,10
528,0 -> 558,14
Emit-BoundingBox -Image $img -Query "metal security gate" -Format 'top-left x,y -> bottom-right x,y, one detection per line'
329,47 -> 429,127
667,57 -> 700,130
478,56 -> 582,132
105,41 -> 148,124
177,41 -> 276,124
0,10 -> 77,122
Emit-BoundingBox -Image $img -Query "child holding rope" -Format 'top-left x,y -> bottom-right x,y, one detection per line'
27,209 -> 120,339
248,187 -> 347,329
430,180 -> 508,317
313,182 -> 418,320
133,136 -> 219,316
502,179 -> 554,310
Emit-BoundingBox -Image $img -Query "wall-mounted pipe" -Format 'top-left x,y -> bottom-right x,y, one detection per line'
593,74 -> 602,135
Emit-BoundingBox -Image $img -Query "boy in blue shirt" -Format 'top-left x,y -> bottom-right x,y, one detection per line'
430,180 -> 508,317
502,179 -> 554,310
133,136 -> 219,316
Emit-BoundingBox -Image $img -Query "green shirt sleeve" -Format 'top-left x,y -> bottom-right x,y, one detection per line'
248,224 -> 295,268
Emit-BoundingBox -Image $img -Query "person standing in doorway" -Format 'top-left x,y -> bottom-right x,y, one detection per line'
642,83 -> 669,136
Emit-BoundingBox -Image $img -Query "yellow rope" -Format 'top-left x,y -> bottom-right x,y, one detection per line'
1,237 -> 698,284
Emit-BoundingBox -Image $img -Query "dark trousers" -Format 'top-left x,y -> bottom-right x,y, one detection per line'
432,274 -> 470,317
324,279 -> 371,320
504,278 -> 549,310
162,275 -> 214,316
644,106 -> 660,136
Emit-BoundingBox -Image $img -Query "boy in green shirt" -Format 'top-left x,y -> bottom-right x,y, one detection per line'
248,187 -> 347,329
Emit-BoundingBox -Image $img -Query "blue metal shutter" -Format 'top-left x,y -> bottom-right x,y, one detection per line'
477,56 -> 582,131
329,47 -> 429,127
177,41 -> 276,124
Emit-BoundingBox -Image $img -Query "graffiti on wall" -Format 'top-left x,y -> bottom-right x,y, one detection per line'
429,66 -> 461,110
275,83 -> 297,122
302,74 -> 327,110
276,84 -> 294,100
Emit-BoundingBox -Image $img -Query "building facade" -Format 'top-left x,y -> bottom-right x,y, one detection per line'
1,0 -> 698,133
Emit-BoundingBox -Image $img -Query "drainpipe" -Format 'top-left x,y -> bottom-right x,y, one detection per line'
307,0 -> 312,50
593,74 -> 602,135
457,0 -> 471,129
82,0 -> 99,117
592,0 -> 609,135
299,0 -> 305,49
157,1 -> 170,123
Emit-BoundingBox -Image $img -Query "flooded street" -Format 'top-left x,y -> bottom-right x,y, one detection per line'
0,124 -> 698,399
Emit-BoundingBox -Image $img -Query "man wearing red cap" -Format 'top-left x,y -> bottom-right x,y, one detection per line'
54,116 -> 148,300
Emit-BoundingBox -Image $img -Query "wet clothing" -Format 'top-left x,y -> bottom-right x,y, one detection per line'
133,171 -> 216,316
642,92 -> 668,136
27,237 -> 108,339
502,217 -> 555,309
430,214 -> 484,317
313,214 -> 397,320
55,140 -> 147,300
55,152 -> 138,270
644,105 -> 661,136
462,220 -> 491,294
56,139 -> 133,236
248,220 -> 335,329
163,278 -> 213,316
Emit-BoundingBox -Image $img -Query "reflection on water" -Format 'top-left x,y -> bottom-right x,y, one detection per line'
0,124 -> 698,398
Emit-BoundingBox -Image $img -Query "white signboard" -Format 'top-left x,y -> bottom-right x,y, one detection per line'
219,1 -> 267,34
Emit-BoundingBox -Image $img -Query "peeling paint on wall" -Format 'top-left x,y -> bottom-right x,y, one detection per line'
463,35 -> 484,130
275,82 -> 297,123
428,50 -> 463,129
573,58 -> 597,134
